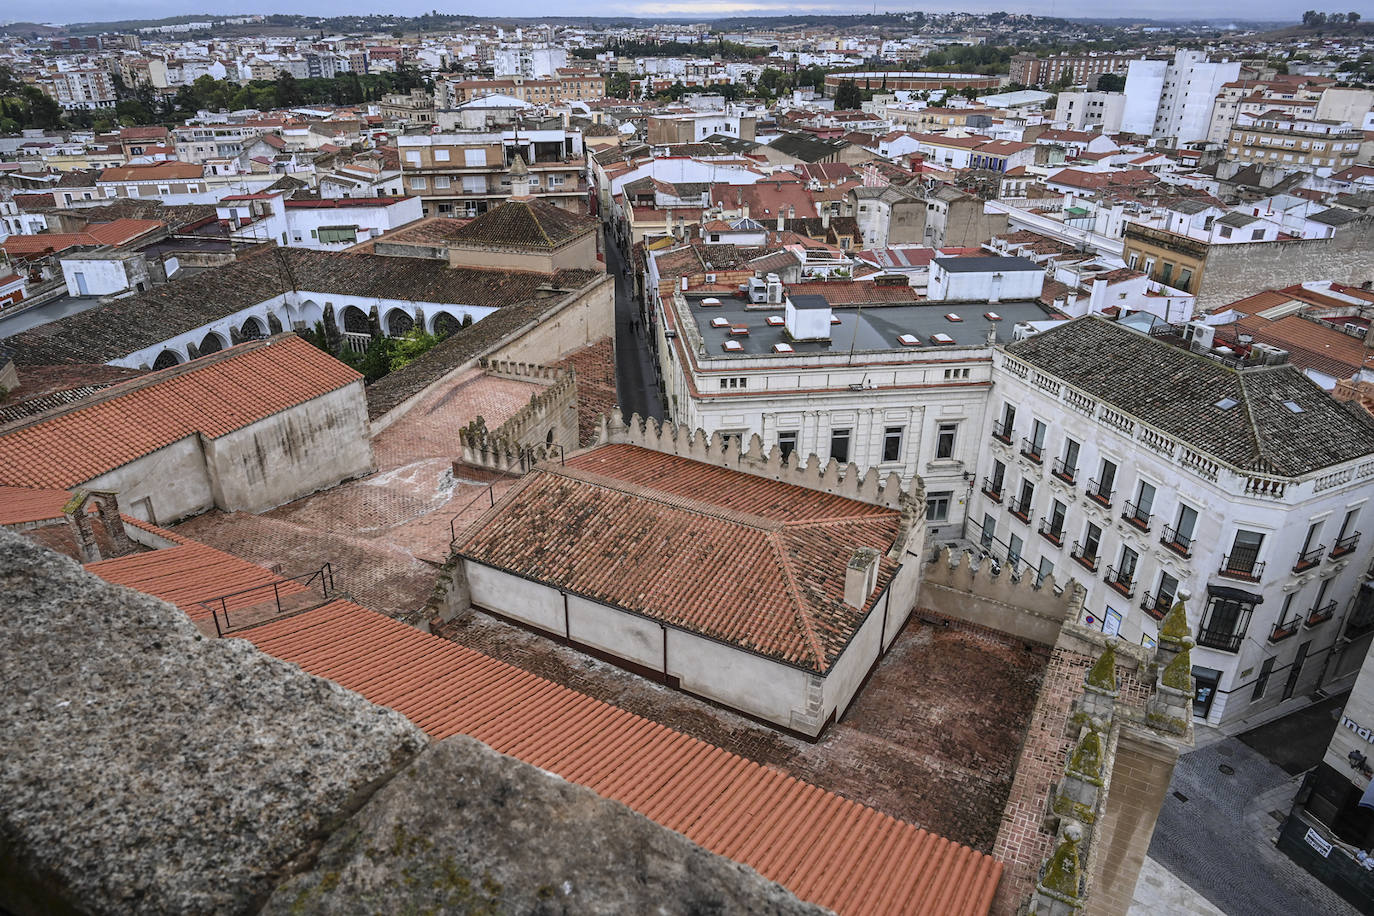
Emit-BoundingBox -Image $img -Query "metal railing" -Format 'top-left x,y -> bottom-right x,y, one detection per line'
1038,518 -> 1064,546
1160,525 -> 1193,558
1219,550 -> 1264,582
1307,600 -> 1338,627
1333,531 -> 1362,558
1071,541 -> 1098,571
446,445 -> 566,546
1293,544 -> 1325,573
1121,500 -> 1152,532
1009,498 -> 1033,522
1020,437 -> 1044,463
1085,479 -> 1113,508
1269,618 -> 1301,643
1051,458 -> 1077,484
1141,591 -> 1171,621
1197,626 -> 1244,653
198,563 -> 335,637
981,476 -> 1004,502
991,420 -> 1013,444
1105,566 -> 1135,597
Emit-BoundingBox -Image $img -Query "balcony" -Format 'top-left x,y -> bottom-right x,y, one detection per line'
1051,458 -> 1077,485
1269,618 -> 1301,643
1293,544 -> 1325,573
1218,551 -> 1265,582
1071,541 -> 1098,572
981,477 -> 1004,503
1141,592 -> 1171,621
1105,566 -> 1136,598
991,420 -> 1013,445
1332,532 -> 1362,559
1307,600 -> 1337,627
1197,626 -> 1245,653
1009,499 -> 1033,524
1085,479 -> 1114,508
1121,500 -> 1152,532
1020,438 -> 1044,464
1038,518 -> 1064,547
1160,525 -> 1193,558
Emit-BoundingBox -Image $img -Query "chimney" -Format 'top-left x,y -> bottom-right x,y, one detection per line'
822,209 -> 831,228
508,153 -> 532,200
844,547 -> 880,609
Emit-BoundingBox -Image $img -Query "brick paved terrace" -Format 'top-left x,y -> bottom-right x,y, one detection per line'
437,607 -> 1050,853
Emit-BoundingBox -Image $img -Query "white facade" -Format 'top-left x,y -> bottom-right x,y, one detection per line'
1122,51 -> 1240,143
1054,91 -> 1126,133
970,343 -> 1374,730
928,259 -> 1045,303
493,46 -> 568,78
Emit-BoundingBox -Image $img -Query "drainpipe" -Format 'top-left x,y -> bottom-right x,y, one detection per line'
661,624 -> 669,685
563,591 -> 570,642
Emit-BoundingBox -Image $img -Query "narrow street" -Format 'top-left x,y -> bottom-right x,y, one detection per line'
602,222 -> 664,423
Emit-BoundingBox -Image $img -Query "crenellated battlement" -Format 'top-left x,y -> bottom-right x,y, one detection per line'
458,363 -> 579,470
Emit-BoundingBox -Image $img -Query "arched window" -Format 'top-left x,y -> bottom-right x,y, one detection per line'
198,332 -> 224,355
342,306 -> 369,334
152,349 -> 181,370
386,309 -> 415,337
240,316 -> 266,340
433,312 -> 460,338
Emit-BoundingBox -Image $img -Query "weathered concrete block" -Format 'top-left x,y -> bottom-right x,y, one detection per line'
262,735 -> 826,916
0,530 -> 427,916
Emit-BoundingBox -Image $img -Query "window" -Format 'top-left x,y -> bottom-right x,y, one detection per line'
882,426 -> 903,463
936,423 -> 958,460
1335,507 -> 1361,555
1008,533 -> 1024,569
405,151 -> 421,165
410,177 -> 427,190
1157,571 -> 1179,607
988,459 -> 1006,496
1080,522 -> 1102,565
994,402 -> 1016,441
1252,656 -> 1276,701
778,430 -> 798,461
1177,268 -> 1193,291
1198,593 -> 1257,652
433,149 -> 450,161
980,513 -> 996,549
1159,262 -> 1174,285
1036,557 -> 1055,588
1143,257 -> 1155,275
1251,229 -> 1264,240
1013,479 -> 1035,521
462,175 -> 485,194
1219,225 -> 1233,239
926,491 -> 952,522
830,428 -> 851,464
434,176 -> 451,189
464,149 -> 485,166
1224,530 -> 1265,578
1127,252 -> 1139,270
1057,438 -> 1080,481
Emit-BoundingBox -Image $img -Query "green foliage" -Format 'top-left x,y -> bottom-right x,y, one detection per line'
833,79 -> 861,110
606,72 -> 633,99
387,327 -> 441,373
573,36 -> 766,62
1095,72 -> 1126,93
0,65 -> 63,130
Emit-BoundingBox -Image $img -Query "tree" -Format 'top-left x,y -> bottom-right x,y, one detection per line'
833,79 -> 861,110
606,72 -> 632,99
275,71 -> 302,108
1096,73 -> 1126,93
1351,12 -> 1362,23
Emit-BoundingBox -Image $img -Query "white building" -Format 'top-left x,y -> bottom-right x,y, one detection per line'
1054,91 -> 1126,133
1121,51 -> 1240,143
214,192 -> 422,250
648,258 -> 1061,543
969,316 -> 1374,729
493,45 -> 568,78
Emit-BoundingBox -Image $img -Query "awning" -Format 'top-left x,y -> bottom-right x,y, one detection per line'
1206,583 -> 1264,604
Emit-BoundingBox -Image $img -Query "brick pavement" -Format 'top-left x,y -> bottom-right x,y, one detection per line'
437,608 -> 1048,853
172,368 -> 540,615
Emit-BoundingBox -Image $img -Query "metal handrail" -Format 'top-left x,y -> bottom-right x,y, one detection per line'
1160,525 -> 1193,557
446,445 -> 566,546
1051,457 -> 1077,483
1122,500 -> 1152,531
1333,531 -> 1362,557
1085,478 -> 1113,507
198,562 -> 335,637
1293,544 -> 1325,572
1020,437 -> 1044,463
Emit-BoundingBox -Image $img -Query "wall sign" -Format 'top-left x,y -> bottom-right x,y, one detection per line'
1343,716 -> 1374,744
1304,828 -> 1332,858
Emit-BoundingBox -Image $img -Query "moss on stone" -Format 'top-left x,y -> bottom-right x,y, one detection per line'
1159,597 -> 1191,643
1084,644 -> 1117,693
1067,728 -> 1105,786
1161,647 -> 1194,692
1037,827 -> 1083,902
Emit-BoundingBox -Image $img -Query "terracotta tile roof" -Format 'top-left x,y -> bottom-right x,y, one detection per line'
457,445 -> 902,673
98,162 -> 203,182
786,281 -> 922,304
87,529 -> 308,622
0,218 -> 164,258
0,335 -> 361,490
0,485 -> 76,526
446,198 -> 596,250
240,597 -> 1000,915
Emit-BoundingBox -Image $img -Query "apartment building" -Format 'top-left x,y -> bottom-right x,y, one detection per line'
1054,91 -> 1126,133
39,69 -> 117,110
970,316 -> 1374,728
1228,111 -> 1362,176
1122,50 -> 1241,143
378,89 -> 435,125
439,70 -> 605,107
648,255 -> 1061,541
396,128 -> 586,217
1009,52 -> 1138,88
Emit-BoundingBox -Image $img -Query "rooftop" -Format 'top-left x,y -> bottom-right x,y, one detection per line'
0,335 -> 360,491
935,256 -> 1040,274
445,197 -> 596,250
684,293 -> 1053,356
1006,317 -> 1374,477
458,444 -> 902,674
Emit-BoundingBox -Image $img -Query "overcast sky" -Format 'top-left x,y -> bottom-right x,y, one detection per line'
18,2 -> 1369,27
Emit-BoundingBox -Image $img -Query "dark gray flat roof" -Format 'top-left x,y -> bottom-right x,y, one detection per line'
935,256 -> 1041,273
790,294 -> 831,311
687,295 -> 1056,356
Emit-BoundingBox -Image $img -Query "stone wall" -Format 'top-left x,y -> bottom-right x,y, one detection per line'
0,529 -> 824,916
489,273 -> 615,366
1197,218 -> 1374,308
920,545 -> 1079,646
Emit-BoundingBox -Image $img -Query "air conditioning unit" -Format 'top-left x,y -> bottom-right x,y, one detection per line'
1012,322 -> 1038,342
1346,322 -> 1368,338
1182,320 -> 1215,352
1251,342 -> 1290,365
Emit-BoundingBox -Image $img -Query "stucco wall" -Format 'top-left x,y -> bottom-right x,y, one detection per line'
85,437 -> 216,526
448,233 -> 597,274
567,593 -> 663,670
665,627 -> 813,731
491,275 -> 615,365
202,381 -> 375,513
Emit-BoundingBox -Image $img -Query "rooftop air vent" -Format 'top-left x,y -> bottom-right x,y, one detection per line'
898,334 -> 920,346
931,333 -> 955,345
723,340 -> 743,352
711,316 -> 729,328
773,343 -> 794,353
